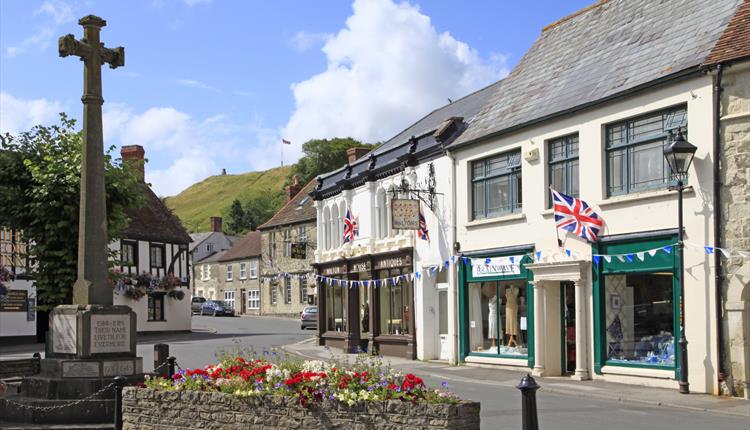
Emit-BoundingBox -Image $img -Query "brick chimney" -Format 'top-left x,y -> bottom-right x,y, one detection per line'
210,216 -> 223,232
286,175 -> 301,202
121,145 -> 145,182
346,147 -> 370,164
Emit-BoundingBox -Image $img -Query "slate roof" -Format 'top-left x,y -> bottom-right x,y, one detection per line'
218,231 -> 262,262
121,185 -> 191,245
314,80 -> 502,195
704,0 -> 750,65
258,179 -> 318,230
195,250 -> 227,264
188,232 -> 213,251
451,0 -> 743,147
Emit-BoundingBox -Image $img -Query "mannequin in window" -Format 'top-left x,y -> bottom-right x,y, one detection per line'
487,294 -> 500,347
505,285 -> 519,347
361,301 -> 369,332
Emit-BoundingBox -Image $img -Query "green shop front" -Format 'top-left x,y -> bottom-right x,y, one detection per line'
458,245 -> 535,368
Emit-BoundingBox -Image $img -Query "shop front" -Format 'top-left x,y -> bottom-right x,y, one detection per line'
316,249 -> 416,359
458,246 -> 535,368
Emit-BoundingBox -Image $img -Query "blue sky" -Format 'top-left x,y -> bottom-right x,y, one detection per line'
0,0 -> 591,196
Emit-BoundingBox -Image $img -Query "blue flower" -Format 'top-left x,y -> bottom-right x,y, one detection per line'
396,387 -> 401,393
441,381 -> 449,389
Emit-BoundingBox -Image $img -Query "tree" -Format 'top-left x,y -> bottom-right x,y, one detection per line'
0,114 -> 144,310
289,137 -> 375,185
244,190 -> 285,229
226,199 -> 247,235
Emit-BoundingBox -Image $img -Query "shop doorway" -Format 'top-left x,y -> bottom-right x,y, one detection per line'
437,286 -> 449,361
561,282 -> 576,374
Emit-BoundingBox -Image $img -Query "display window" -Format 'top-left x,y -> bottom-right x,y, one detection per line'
359,272 -> 371,335
378,269 -> 412,335
468,280 -> 529,357
593,233 -> 678,374
324,278 -> 347,332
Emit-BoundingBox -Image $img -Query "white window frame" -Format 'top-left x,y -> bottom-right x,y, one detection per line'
285,277 -> 292,304
239,262 -> 247,280
300,276 -> 308,304
248,290 -> 260,310
271,285 -> 278,305
249,260 -> 258,279
283,229 -> 292,257
224,290 -> 235,309
226,264 -> 233,282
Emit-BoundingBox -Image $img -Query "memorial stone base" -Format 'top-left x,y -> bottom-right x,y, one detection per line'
4,305 -> 144,425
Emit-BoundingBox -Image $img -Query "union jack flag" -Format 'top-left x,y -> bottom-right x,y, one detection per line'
418,208 -> 430,242
551,188 -> 604,243
343,209 -> 359,243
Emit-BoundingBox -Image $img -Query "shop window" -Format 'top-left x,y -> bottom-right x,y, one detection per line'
359,273 -> 371,335
471,150 -> 522,220
224,290 -> 235,309
606,105 -> 687,196
299,276 -> 308,303
378,269 -> 412,335
325,279 -> 347,332
148,293 -> 165,321
248,289 -> 260,309
468,280 -> 529,357
604,273 -> 674,366
548,134 -> 579,205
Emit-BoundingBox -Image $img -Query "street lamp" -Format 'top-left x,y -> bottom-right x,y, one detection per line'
663,128 -> 697,395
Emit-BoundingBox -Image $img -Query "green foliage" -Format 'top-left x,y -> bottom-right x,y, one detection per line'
0,114 -> 143,310
226,199 -> 247,235
290,137 -> 374,185
165,166 -> 291,232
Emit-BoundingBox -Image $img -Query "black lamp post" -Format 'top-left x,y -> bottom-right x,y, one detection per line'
663,128 -> 697,394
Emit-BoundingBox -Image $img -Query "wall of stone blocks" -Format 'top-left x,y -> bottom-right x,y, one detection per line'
719,61 -> 750,398
122,388 -> 480,430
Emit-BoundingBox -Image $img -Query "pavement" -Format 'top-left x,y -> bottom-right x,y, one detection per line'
282,336 -> 750,420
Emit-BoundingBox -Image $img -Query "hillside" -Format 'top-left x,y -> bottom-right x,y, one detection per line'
165,165 -> 292,232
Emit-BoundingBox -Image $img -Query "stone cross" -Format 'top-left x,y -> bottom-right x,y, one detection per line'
59,15 -> 124,306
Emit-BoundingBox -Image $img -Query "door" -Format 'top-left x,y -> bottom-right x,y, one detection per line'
561,282 -> 576,374
438,288 -> 449,361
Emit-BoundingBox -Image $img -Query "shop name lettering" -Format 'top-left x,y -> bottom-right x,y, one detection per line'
92,320 -> 128,348
376,258 -> 405,269
473,263 -> 519,276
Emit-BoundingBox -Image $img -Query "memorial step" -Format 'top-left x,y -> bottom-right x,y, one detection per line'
0,422 -> 113,430
0,395 -> 116,425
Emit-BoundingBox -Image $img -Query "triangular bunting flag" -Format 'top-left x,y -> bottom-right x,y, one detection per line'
647,249 -> 658,257
617,255 -> 626,262
704,246 -> 714,255
625,254 -> 634,262
509,256 -> 515,264
663,246 -> 673,254
535,251 -> 542,261
484,258 -> 491,265
463,257 -> 470,265
593,255 -> 601,265
415,271 -> 421,279
636,252 -> 645,261
603,255 -> 612,263
718,248 -> 731,258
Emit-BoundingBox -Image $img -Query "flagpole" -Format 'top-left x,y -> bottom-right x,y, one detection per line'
550,187 -> 562,248
281,140 -> 284,167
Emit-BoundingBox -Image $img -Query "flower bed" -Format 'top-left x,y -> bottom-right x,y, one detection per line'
125,352 -> 480,429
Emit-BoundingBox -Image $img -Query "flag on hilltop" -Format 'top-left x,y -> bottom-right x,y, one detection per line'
282,139 -> 291,145
551,188 -> 604,243
418,208 -> 430,242
343,209 -> 359,243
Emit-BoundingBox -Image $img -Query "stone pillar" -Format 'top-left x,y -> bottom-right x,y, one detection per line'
572,279 -> 589,380
532,281 -> 546,377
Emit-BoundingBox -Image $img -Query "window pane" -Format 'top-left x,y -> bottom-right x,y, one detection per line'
629,113 -> 664,142
514,172 -> 522,211
605,273 -> 674,366
486,156 -> 508,176
664,108 -> 687,131
549,140 -> 565,162
568,160 -> 580,197
568,136 -> 579,157
607,124 -> 625,148
468,281 -> 528,357
608,149 -> 626,195
472,160 -> 484,179
630,141 -> 666,190
472,181 -> 485,219
487,176 -> 510,215
550,163 -> 565,192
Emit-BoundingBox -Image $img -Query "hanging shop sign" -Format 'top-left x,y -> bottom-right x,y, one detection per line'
290,243 -> 307,259
0,289 -> 28,312
391,199 -> 420,230
471,256 -> 523,278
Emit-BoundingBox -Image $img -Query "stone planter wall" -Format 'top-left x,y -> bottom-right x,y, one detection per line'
122,387 -> 480,430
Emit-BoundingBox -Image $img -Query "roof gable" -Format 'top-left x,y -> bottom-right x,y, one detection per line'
219,230 -> 262,261
121,184 -> 191,244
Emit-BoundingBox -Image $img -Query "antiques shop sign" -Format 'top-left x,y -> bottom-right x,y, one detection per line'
471,256 -> 522,278
391,199 -> 420,230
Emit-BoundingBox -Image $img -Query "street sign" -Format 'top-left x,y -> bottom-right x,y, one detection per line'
391,199 -> 420,230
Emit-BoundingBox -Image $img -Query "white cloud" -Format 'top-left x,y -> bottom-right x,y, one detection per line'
291,31 -> 331,52
0,92 -> 65,135
175,78 -> 216,91
282,0 -> 508,146
7,1 -> 73,58
35,1 -> 74,25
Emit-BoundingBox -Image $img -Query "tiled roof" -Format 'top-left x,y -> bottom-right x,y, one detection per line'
121,185 -> 192,245
219,230 -> 262,261
188,232 -> 212,251
452,0 -> 743,147
704,0 -> 750,65
195,250 -> 227,264
315,80 -> 502,193
258,180 -> 318,230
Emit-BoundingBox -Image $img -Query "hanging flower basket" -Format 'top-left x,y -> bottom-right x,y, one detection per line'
167,289 -> 185,300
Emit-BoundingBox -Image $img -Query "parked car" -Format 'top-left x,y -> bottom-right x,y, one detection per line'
300,305 -> 318,330
200,300 -> 235,317
191,296 -> 207,315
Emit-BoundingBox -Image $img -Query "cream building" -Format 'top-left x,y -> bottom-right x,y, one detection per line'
445,0 -> 746,395
217,231 -> 262,315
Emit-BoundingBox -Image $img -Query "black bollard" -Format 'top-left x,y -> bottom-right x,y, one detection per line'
114,375 -> 127,430
167,356 -> 177,378
516,373 -> 540,430
154,343 -> 169,377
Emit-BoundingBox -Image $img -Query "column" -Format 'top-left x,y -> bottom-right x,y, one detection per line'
572,279 -> 589,380
532,281 -> 546,377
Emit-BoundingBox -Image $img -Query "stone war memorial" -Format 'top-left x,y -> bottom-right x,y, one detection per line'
1,15 -> 141,425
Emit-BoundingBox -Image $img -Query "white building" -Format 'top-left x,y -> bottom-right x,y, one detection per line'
312,81 -> 498,361
444,0 -> 745,395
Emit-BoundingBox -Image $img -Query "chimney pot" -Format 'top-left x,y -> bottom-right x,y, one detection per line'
210,217 -> 223,232
286,175 -> 302,202
346,147 -> 370,164
121,145 -> 145,182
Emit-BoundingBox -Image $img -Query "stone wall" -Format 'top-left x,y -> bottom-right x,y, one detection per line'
193,261 -> 224,301
122,387 -> 480,430
719,61 -> 750,398
261,222 -> 317,317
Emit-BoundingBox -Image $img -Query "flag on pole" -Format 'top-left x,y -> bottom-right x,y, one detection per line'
282,139 -> 291,145
551,188 -> 604,243
343,209 -> 359,243
418,207 -> 430,242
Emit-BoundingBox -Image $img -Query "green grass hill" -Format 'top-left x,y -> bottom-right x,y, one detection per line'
165,165 -> 292,233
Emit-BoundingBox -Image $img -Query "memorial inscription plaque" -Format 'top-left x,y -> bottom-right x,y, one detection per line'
90,314 -> 130,354
52,314 -> 77,354
102,360 -> 135,376
62,361 -> 100,378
